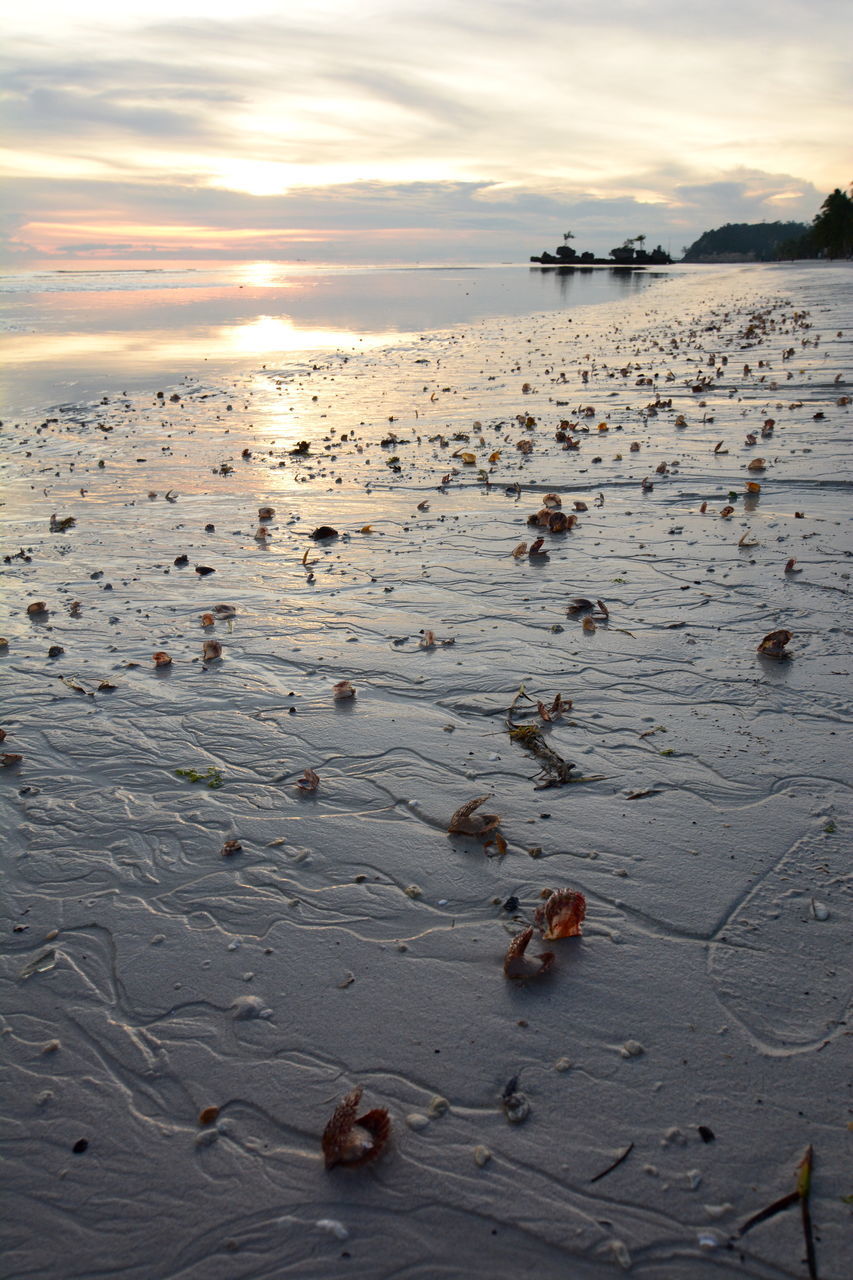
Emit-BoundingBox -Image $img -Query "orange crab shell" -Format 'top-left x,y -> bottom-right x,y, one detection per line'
535,888 -> 587,940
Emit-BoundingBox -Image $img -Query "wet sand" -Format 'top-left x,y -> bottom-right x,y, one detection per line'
1,262 -> 850,1279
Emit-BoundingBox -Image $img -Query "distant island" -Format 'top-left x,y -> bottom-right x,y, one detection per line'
530,233 -> 672,267
530,186 -> 853,268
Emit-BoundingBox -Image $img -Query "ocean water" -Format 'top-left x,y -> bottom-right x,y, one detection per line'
0,260 -> 678,413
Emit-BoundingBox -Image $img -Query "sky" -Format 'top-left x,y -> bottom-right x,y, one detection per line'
2,0 -> 851,268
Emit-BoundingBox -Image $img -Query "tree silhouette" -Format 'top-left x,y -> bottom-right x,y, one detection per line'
812,187 -> 853,259
563,231 -> 575,243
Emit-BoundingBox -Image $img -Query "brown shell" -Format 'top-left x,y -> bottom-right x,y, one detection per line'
202,640 -> 222,661
333,679 -> 356,699
200,613 -> 215,627
27,602 -> 48,615
152,651 -> 172,666
448,795 -> 501,837
258,506 -> 275,520
322,1086 -> 391,1169
548,511 -> 575,533
757,629 -> 792,659
543,493 -> 562,508
503,927 -> 555,980
567,597 -> 595,615
535,888 -> 587,940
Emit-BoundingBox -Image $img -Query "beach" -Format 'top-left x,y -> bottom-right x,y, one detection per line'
1,261 -> 850,1279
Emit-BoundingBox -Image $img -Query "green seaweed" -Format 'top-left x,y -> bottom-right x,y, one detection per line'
175,766 -> 223,789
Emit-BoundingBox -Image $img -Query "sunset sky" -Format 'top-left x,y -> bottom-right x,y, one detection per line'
3,0 -> 851,267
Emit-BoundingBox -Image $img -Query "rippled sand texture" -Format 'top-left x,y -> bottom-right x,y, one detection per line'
2,263 -> 850,1279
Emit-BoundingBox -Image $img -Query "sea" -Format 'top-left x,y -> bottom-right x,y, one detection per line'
0,260 -> 689,414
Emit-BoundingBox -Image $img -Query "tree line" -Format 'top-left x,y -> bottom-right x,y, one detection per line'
682,185 -> 853,262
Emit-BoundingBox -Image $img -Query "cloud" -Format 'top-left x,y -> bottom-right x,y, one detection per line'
1,1 -> 849,265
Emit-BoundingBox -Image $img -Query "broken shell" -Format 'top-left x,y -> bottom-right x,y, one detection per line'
502,1079 -> 531,1124
2,753 -> 23,767
448,794 -> 501,837
567,597 -> 595,615
582,616 -> 597,633
757,629 -> 792,659
747,457 -> 766,472
258,506 -> 275,520
220,840 -> 242,857
322,1086 -> 391,1170
719,505 -> 735,518
152,651 -> 172,666
503,926 -> 554,980
254,525 -> 270,541
212,604 -> 236,618
296,767 -> 320,792
535,888 -> 586,940
333,679 -> 356,700
202,640 -> 222,661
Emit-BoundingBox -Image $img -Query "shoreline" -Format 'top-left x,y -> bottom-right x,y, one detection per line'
1,263 -> 850,1279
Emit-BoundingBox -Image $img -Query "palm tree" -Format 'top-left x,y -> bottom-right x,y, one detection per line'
563,231 -> 575,244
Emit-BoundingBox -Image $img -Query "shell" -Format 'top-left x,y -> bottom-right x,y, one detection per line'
258,506 -> 275,520
27,602 -> 48,616
448,795 -> 501,837
333,679 -> 356,700
202,640 -> 222,661
152,651 -> 172,666
503,926 -> 555,980
322,1086 -> 391,1170
757,629 -> 792,659
535,888 -> 586,940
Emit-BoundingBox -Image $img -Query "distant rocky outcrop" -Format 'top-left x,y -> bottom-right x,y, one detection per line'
530,238 -> 671,266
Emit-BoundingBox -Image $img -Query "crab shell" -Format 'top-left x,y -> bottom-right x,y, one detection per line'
535,888 -> 586,940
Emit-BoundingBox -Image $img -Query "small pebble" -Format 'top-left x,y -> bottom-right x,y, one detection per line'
812,901 -> 830,920
428,1095 -> 449,1117
554,1057 -> 572,1072
406,1113 -> 430,1131
473,1145 -> 491,1167
620,1040 -> 644,1058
